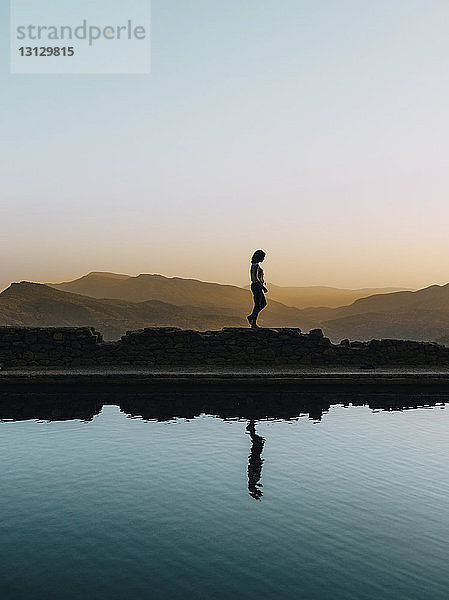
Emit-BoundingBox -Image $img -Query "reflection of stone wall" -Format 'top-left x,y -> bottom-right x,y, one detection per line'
1,326 -> 449,368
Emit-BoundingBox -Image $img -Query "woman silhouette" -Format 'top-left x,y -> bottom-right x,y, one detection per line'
246,420 -> 265,500
247,249 -> 267,328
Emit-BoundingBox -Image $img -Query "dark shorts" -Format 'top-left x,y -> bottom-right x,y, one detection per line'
251,282 -> 267,311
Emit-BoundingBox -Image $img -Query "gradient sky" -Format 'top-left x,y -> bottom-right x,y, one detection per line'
2,0 -> 449,291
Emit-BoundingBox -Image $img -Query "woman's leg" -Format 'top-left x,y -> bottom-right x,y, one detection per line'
253,292 -> 266,325
247,301 -> 258,325
248,289 -> 266,327
247,296 -> 258,326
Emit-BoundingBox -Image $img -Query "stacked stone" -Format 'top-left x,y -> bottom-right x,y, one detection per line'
363,339 -> 449,366
105,327 -> 339,367
0,327 -> 103,368
90,329 -> 449,368
110,328 -> 205,366
201,328 -> 325,366
2,326 -> 449,369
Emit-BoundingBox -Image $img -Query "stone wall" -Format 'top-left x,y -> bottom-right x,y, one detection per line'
0,327 -> 104,368
1,326 -> 449,369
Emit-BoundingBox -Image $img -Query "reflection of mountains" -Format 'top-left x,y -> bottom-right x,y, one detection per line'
0,388 -> 447,423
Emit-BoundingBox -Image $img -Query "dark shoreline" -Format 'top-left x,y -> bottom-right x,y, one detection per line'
2,369 -> 449,423
4,368 -> 449,390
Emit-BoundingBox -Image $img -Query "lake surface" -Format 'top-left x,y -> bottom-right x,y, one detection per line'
1,390 -> 449,600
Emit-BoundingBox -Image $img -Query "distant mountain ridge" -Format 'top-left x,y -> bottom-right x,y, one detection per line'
50,272 -> 252,306
0,282 -> 247,340
265,283 -> 408,309
46,272 -> 449,342
311,283 -> 449,343
0,276 -> 309,339
2,272 -> 449,344
48,272 -> 307,327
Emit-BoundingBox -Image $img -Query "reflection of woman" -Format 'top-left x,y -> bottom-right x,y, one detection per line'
247,250 -> 267,329
246,420 -> 265,500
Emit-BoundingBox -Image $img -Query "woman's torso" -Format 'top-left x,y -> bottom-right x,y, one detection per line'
250,263 -> 264,284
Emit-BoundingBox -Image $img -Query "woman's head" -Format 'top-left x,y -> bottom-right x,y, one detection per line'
251,249 -> 266,264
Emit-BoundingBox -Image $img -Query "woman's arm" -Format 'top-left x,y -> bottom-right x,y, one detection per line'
258,266 -> 268,292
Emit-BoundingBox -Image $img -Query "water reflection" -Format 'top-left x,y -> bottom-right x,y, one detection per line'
2,389 -> 449,600
0,388 -> 447,423
0,388 -> 447,505
246,420 -> 265,500
0,392 -> 102,422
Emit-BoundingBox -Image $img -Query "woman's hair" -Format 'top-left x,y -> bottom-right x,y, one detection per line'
251,249 -> 266,264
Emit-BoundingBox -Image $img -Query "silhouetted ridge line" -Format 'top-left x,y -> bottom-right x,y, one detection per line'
3,273 -> 449,342
0,280 -> 306,338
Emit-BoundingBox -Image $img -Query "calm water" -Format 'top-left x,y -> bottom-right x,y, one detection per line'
1,392 -> 449,600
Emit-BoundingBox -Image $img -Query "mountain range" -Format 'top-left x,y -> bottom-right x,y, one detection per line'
309,285 -> 449,343
266,283 -> 407,309
0,273 -> 307,340
0,281 -> 246,339
0,271 -> 448,343
51,272 -> 403,310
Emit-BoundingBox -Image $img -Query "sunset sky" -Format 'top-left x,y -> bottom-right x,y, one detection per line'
2,0 -> 449,292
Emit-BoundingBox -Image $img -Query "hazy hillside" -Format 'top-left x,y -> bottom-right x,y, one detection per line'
8,273 -> 449,343
51,272 -> 252,305
49,272 -> 308,327
0,281 -> 309,339
0,282 -> 247,340
333,284 -> 449,314
267,284 -> 408,309
313,284 -> 449,342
